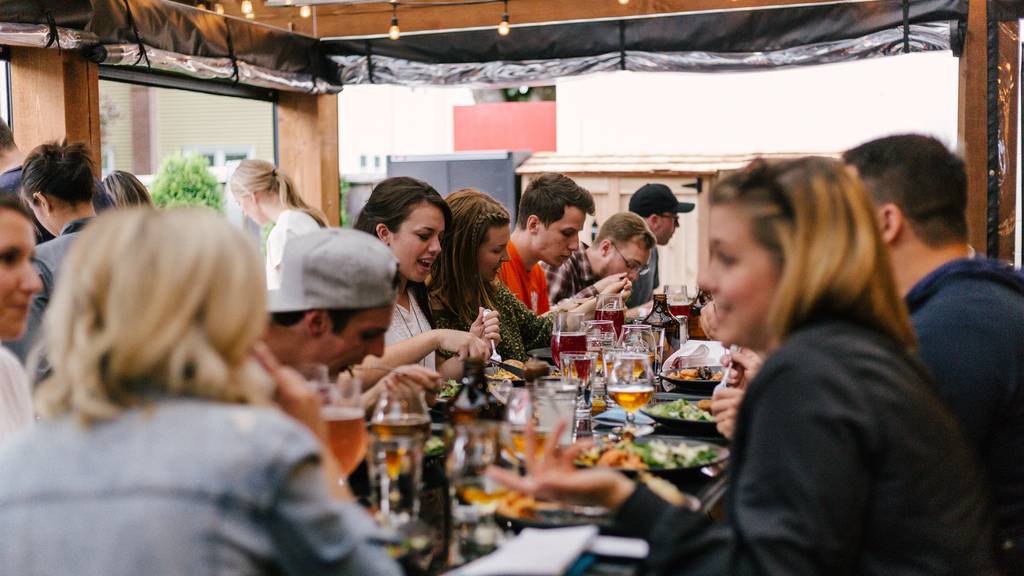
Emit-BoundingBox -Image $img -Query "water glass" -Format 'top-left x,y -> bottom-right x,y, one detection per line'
534,378 -> 576,446
448,422 -> 505,561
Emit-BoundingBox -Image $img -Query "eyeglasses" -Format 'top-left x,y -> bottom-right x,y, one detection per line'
611,243 -> 650,276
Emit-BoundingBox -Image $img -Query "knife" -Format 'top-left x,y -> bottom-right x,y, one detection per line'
487,359 -> 525,379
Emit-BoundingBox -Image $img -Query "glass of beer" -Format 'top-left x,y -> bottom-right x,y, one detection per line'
607,352 -> 655,436
505,388 -> 546,461
368,385 -> 431,528
300,365 -> 367,478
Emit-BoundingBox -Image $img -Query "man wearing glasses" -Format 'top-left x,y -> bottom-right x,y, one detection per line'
627,183 -> 695,310
543,211 -> 655,306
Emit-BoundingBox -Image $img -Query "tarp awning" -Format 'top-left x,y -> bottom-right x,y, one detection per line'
322,0 -> 967,86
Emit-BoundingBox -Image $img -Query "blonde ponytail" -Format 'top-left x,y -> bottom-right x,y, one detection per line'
230,159 -> 329,227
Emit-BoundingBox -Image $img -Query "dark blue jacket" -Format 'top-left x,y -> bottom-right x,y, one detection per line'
906,257 -> 1024,541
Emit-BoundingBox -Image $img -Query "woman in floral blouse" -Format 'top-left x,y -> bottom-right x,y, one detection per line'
429,188 -> 552,362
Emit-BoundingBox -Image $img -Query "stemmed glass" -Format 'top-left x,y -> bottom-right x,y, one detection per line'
606,351 -> 655,437
620,324 -> 658,370
551,311 -> 586,370
368,385 -> 431,528
595,293 -> 625,338
560,351 -> 599,417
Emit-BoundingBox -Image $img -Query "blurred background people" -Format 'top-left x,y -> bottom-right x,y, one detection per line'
498,173 -> 595,315
627,183 -> 695,310
430,188 -> 550,362
230,159 -> 328,290
102,170 -> 153,207
492,157 -> 995,575
0,208 -> 401,576
846,134 -> 1024,573
0,197 -> 41,443
353,177 -> 489,385
5,142 -> 97,364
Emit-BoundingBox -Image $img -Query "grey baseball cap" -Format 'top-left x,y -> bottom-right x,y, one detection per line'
268,228 -> 400,313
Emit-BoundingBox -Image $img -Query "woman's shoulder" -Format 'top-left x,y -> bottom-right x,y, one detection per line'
278,210 -> 321,230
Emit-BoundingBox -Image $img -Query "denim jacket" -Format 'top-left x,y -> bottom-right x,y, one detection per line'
0,399 -> 401,576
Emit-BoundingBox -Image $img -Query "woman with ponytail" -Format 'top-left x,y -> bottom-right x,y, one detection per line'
230,159 -> 329,289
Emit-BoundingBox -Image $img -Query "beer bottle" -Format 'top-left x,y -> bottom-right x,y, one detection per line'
449,358 -> 504,424
642,294 -> 682,356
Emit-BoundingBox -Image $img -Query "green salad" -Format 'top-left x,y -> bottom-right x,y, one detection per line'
438,379 -> 460,400
425,436 -> 446,457
578,439 -> 720,470
644,398 -> 714,422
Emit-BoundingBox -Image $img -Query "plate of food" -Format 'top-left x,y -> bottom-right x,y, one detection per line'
494,491 -> 613,533
659,366 -> 723,395
641,394 -> 720,436
575,436 -> 727,484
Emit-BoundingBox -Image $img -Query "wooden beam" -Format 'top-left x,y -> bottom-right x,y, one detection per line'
996,21 -> 1019,262
250,0 -> 845,38
9,48 -> 101,176
958,0 -> 988,253
277,93 -> 341,226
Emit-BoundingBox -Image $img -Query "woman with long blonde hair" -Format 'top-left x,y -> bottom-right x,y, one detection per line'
491,157 -> 996,574
430,188 -> 551,361
0,208 -> 399,576
230,159 -> 328,289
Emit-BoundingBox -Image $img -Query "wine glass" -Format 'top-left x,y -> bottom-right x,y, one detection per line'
606,351 -> 655,437
560,351 -> 598,415
368,385 -> 430,528
551,310 -> 586,370
620,324 -> 658,367
595,293 -> 625,338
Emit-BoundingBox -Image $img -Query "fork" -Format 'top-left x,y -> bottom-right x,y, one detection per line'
482,307 -> 502,362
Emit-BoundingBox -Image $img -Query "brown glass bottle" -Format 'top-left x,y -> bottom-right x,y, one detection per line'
449,358 -> 504,424
688,289 -> 711,340
642,294 -> 682,356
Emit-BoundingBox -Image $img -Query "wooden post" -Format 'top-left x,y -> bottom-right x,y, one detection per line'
996,21 -> 1019,262
958,0 -> 989,254
277,93 -> 341,226
9,47 -> 101,176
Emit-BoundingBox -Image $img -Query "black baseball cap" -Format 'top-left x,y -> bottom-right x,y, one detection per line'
628,183 -> 696,217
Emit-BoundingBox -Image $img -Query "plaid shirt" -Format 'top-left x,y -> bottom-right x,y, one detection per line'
543,243 -> 600,306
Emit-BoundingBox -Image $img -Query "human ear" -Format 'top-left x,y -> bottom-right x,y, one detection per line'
375,223 -> 391,245
877,204 -> 903,244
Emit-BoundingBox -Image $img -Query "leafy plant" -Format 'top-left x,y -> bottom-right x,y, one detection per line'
150,153 -> 222,211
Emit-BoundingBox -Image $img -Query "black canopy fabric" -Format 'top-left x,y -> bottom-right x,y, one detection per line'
321,0 -> 967,85
991,0 -> 1024,20
0,0 -> 972,91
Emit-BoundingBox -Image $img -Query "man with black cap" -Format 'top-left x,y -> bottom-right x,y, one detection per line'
627,183 -> 695,309
264,228 -> 439,403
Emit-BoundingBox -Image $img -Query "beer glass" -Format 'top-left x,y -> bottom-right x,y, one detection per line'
368,385 -> 430,528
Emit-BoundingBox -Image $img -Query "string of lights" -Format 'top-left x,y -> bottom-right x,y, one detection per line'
186,1 -> 632,35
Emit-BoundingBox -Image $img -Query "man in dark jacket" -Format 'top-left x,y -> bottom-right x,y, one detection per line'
845,135 -> 1024,574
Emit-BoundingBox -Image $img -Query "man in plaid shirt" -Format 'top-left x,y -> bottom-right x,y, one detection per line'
544,212 -> 655,307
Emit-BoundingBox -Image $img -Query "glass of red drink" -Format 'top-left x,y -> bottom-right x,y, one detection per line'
596,293 -> 625,338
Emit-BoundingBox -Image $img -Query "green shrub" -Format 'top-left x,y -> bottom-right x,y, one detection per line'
150,153 -> 222,211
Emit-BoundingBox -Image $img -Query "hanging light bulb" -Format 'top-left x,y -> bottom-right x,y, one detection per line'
299,5 -> 311,17
284,0 -> 293,4
497,0 -> 510,36
388,4 -> 400,40
618,0 -> 630,4
245,12 -> 255,18
196,2 -> 207,10
240,0 -> 253,14
214,3 -> 224,14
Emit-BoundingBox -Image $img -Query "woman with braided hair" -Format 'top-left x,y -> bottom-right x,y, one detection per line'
230,159 -> 328,289
430,188 -> 552,362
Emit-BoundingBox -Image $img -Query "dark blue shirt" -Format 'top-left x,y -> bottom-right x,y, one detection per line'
0,165 -> 114,242
906,257 -> 1024,541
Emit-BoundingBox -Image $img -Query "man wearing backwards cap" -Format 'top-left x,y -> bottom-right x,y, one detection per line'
264,228 -> 439,399
627,183 -> 695,309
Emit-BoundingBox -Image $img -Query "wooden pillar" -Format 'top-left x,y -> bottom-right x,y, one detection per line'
276,92 -> 341,226
9,47 -> 101,176
958,0 -> 988,254
995,21 -> 1019,261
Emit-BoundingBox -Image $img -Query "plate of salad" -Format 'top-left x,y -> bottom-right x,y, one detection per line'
641,394 -> 720,436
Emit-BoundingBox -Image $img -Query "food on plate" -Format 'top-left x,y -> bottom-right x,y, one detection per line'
644,398 -> 715,422
663,366 -> 723,381
438,379 -> 461,400
576,439 -> 719,470
486,359 -> 525,381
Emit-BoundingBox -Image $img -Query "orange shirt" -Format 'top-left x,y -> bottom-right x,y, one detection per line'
498,240 -> 551,315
